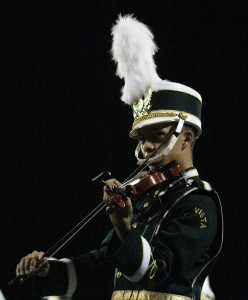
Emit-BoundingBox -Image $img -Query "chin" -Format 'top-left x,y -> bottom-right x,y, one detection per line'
149,158 -> 172,171
149,161 -> 166,171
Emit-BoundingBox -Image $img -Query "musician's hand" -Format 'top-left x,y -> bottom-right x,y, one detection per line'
16,251 -> 50,277
103,179 -> 133,241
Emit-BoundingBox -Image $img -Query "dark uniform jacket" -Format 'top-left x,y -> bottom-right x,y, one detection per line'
33,167 -> 223,300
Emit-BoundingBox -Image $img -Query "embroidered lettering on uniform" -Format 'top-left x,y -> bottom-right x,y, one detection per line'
195,207 -> 207,228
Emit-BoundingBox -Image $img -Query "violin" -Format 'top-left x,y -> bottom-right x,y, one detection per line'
126,162 -> 182,198
104,161 -> 183,214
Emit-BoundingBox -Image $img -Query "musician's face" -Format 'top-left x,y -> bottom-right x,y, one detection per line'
136,123 -> 184,171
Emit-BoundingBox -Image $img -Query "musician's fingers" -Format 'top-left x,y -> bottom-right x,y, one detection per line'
16,251 -> 44,276
104,179 -> 121,190
103,179 -> 121,200
16,257 -> 29,276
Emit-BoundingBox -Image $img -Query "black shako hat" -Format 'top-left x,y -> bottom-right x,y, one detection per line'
111,15 -> 202,138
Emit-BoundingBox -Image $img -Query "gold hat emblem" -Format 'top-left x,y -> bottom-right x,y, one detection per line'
132,88 -> 152,118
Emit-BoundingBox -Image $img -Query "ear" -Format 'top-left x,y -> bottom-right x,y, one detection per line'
181,130 -> 194,150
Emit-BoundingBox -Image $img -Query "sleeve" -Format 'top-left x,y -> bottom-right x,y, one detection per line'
33,229 -> 116,299
105,193 -> 217,289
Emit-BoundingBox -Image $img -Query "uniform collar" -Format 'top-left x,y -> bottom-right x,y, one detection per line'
183,167 -> 199,180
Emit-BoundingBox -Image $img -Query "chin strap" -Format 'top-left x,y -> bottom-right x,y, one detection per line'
135,118 -> 185,166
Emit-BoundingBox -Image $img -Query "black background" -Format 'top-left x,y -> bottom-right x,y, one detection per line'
1,1 -> 247,299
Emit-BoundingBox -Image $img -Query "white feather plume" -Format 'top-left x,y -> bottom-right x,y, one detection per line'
111,15 -> 163,105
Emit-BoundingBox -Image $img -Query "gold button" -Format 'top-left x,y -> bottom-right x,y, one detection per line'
132,223 -> 137,228
179,111 -> 188,120
143,201 -> 150,208
116,271 -> 122,278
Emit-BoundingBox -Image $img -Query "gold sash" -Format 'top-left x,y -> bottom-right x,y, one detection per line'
111,290 -> 191,300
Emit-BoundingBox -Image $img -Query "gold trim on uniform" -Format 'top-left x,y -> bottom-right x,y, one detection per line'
111,290 -> 191,300
132,111 -> 188,129
132,112 -> 178,128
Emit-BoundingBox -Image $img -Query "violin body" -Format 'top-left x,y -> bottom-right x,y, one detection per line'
107,161 -> 188,222
126,162 -> 182,199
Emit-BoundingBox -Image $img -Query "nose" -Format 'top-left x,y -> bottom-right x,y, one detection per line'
141,140 -> 155,157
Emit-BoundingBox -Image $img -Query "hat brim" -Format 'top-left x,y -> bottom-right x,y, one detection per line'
129,110 -> 202,139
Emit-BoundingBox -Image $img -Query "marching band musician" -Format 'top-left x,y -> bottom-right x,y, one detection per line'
15,15 -> 223,300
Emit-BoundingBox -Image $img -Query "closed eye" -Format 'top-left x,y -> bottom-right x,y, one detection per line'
138,132 -> 167,144
151,132 -> 167,142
